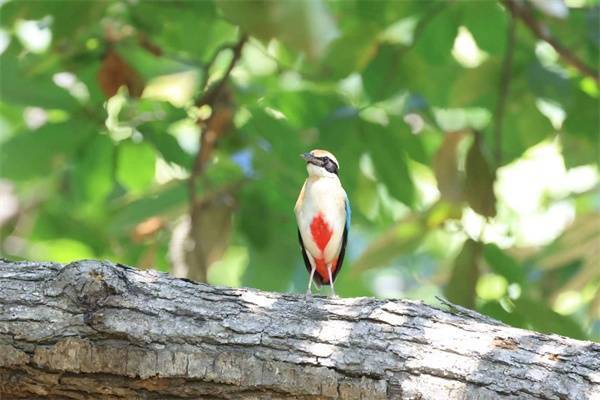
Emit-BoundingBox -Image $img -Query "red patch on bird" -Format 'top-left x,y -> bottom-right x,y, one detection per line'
310,213 -> 333,252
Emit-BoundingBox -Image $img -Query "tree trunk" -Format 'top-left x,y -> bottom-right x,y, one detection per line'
0,260 -> 598,400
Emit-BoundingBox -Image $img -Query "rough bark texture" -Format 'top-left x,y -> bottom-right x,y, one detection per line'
0,260 -> 598,400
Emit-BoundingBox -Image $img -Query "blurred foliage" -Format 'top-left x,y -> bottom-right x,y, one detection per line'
0,0 -> 598,341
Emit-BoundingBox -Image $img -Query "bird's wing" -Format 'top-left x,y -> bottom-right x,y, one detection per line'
297,229 -> 322,287
331,196 -> 350,282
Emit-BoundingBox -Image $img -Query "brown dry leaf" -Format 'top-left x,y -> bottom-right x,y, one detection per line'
444,239 -> 482,309
97,48 -> 145,98
132,216 -> 164,243
465,133 -> 497,218
433,131 -> 466,204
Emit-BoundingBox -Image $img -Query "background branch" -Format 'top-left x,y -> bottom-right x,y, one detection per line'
184,33 -> 248,283
501,0 -> 600,85
196,34 -> 249,108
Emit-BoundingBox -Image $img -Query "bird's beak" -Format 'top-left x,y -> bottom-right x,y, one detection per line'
301,152 -> 323,166
301,152 -> 317,164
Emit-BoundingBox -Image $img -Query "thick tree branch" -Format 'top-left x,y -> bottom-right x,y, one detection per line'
1,260 -> 599,399
501,0 -> 600,85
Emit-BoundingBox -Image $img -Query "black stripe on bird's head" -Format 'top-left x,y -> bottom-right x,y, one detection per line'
301,150 -> 339,175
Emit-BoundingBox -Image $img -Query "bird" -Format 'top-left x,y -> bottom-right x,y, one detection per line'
295,149 -> 350,297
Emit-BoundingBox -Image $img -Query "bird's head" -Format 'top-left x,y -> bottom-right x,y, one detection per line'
301,149 -> 340,178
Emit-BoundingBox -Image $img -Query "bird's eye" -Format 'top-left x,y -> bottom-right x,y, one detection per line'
323,158 -> 338,174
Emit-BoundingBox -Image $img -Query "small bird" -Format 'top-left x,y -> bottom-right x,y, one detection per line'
295,149 -> 350,297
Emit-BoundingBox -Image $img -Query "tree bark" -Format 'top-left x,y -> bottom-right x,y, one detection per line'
0,260 -> 598,400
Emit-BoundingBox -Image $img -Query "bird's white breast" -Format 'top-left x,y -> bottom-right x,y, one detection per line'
295,177 -> 347,263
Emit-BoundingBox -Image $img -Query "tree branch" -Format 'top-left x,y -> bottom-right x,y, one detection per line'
196,34 -> 249,108
188,33 -> 247,202
1,260 -> 599,399
184,34 -> 248,283
501,0 -> 600,85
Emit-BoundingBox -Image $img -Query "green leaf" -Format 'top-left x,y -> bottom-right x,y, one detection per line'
122,99 -> 192,169
477,273 -> 508,300
238,180 -> 299,292
120,98 -> 188,126
0,45 -> 78,109
335,0 -> 420,31
527,61 -> 572,102
354,170 -> 380,220
531,71 -> 599,167
240,109 -> 307,291
497,94 -> 554,163
246,108 -> 301,154
245,108 -> 305,194
243,243 -> 297,292
414,9 -> 460,64
142,127 -> 193,169
0,121 -> 94,181
116,140 -> 156,194
118,44 -> 201,82
433,107 -> 492,132
483,244 -> 525,285
563,87 -> 599,143
73,134 -> 114,204
268,90 -> 345,129
31,201 -> 110,254
445,239 -> 482,309
207,246 -> 248,287
465,133 -> 496,217
514,297 -> 588,340
393,118 -> 431,165
75,59 -> 109,107
363,121 -> 415,206
560,133 -> 599,167
30,238 -> 95,263
318,110 -> 363,194
534,213 -> 600,292
362,44 -> 403,101
461,1 -> 508,54
478,301 -> 526,328
131,1 -> 237,62
449,57 -> 502,108
321,29 -> 378,79
363,45 -> 461,104
110,182 -> 187,232
238,185 -> 271,249
218,0 -> 339,59
334,264 -> 374,298
0,0 -> 107,43
351,212 -> 427,272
